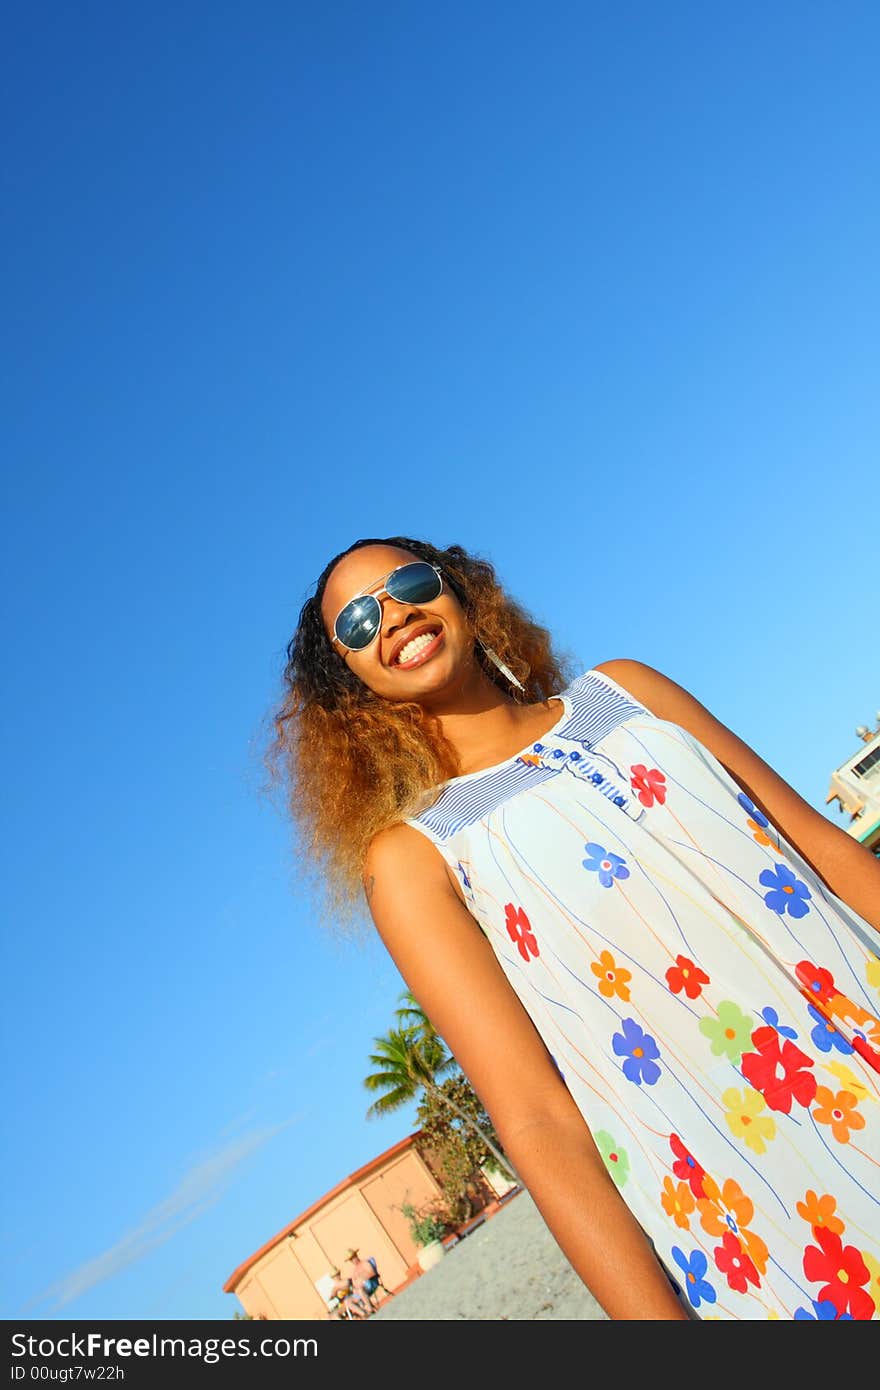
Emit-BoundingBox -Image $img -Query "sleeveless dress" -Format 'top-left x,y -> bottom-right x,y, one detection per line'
406,669 -> 880,1320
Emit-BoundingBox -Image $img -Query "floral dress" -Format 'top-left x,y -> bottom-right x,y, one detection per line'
406,669 -> 880,1319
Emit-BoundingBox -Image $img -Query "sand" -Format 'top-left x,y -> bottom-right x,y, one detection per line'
368,1188 -> 609,1321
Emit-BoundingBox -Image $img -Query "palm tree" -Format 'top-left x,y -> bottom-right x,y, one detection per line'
364,992 -> 513,1177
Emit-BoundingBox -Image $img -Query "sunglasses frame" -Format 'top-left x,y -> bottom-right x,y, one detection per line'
331,561 -> 444,653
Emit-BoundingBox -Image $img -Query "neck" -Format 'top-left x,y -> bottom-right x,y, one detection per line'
429,665 -> 552,777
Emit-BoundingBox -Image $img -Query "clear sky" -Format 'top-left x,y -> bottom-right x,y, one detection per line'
3,1 -> 878,1322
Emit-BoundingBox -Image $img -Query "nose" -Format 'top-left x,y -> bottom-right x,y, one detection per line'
380,594 -> 425,638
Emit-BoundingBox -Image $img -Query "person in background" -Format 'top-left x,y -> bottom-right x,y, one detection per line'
328,1266 -> 369,1320
346,1248 -> 383,1311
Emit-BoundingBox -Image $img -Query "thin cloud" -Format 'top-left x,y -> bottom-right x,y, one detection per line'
26,1117 -> 300,1312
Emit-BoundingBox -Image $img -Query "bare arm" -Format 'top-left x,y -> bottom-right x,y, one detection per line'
363,824 -> 691,1321
595,659 -> 880,934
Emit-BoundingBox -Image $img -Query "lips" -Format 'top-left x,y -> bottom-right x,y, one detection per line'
388,622 -> 443,667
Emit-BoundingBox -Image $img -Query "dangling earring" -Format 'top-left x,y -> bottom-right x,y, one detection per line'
479,642 -> 526,693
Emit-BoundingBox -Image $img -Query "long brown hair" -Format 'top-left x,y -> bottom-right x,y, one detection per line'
266,536 -> 573,931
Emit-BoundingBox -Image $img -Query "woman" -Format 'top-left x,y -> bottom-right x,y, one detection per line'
270,535 -> 880,1321
328,1267 -> 369,1320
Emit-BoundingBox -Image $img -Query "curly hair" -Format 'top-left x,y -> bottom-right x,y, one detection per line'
266,536 -> 574,932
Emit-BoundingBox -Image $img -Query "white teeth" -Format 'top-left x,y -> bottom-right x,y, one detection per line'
396,631 -> 439,664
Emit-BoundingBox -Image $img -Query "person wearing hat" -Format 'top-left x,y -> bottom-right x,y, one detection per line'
345,1249 -> 382,1313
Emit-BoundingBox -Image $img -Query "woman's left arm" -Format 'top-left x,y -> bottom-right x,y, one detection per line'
596,659 -> 880,934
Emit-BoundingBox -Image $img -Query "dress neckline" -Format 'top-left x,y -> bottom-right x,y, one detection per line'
440,688 -> 573,788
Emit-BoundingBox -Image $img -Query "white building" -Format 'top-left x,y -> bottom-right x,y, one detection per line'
826,712 -> 880,857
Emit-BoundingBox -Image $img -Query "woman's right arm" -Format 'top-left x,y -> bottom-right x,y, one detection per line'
363,823 -> 691,1321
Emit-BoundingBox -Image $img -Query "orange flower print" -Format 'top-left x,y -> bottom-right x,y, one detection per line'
747,817 -> 775,847
722,1086 -> 776,1155
666,953 -> 710,1000
737,793 -> 776,847
698,1175 -> 767,1275
796,1190 -> 845,1236
591,949 -> 632,1002
812,1086 -> 865,1144
661,1176 -> 695,1229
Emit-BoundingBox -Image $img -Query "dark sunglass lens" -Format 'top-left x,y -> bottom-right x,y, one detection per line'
335,594 -> 382,650
386,562 -> 441,605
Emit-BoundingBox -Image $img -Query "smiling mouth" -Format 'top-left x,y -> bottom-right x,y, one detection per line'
393,628 -> 443,668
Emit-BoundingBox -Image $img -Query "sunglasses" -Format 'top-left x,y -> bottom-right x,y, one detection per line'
331,560 -> 444,652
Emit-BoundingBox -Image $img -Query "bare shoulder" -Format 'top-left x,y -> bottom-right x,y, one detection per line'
362,820 -> 457,913
363,820 -> 449,882
593,658 -> 702,720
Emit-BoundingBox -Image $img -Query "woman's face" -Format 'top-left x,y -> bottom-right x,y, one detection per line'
320,544 -> 477,704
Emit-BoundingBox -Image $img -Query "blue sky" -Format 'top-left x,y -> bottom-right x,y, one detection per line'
3,1 -> 878,1321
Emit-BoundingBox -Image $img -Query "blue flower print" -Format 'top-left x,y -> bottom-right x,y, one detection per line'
737,791 -> 769,828
807,1003 -> 853,1056
759,1006 -> 798,1040
794,1299 -> 852,1320
759,863 -> 811,918
582,842 -> 630,888
456,861 -> 471,891
612,1018 -> 661,1085
671,1247 -> 717,1310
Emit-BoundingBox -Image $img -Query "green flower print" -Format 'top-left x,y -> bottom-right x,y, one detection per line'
699,1001 -> 754,1064
594,1130 -> 630,1188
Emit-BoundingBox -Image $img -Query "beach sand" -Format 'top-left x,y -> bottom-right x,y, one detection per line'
369,1188 -> 609,1321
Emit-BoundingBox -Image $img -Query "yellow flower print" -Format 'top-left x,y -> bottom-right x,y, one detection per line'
722,1085 -> 777,1154
812,1086 -> 866,1144
795,1189 -> 845,1236
660,1175 -> 695,1229
862,1249 -> 880,1310
590,948 -> 631,1002
866,955 -> 880,991
826,1059 -> 874,1105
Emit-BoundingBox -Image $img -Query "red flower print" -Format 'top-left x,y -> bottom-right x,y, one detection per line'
669,1134 -> 706,1198
504,904 -> 539,963
630,764 -> 667,807
812,1086 -> 865,1144
803,1226 -> 875,1320
713,1231 -> 760,1294
795,960 -> 837,1007
665,954 -> 710,1000
740,1025 -> 817,1114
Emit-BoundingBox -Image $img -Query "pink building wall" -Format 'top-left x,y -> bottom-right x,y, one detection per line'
224,1133 -> 449,1320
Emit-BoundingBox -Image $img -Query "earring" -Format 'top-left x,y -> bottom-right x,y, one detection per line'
480,643 -> 526,693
